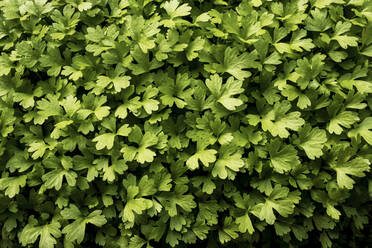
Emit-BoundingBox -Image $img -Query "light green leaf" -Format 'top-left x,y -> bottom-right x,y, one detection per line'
186,37 -> 205,61
236,214 -> 254,234
19,220 -> 61,248
61,219 -> 85,244
6,152 -> 33,173
117,124 -> 131,136
163,0 -> 191,19
261,101 -> 305,138
212,145 -> 244,179
78,2 -> 92,11
186,149 -> 217,170
331,22 -> 359,49
295,125 -> 327,159
61,205 -> 107,244
206,75 -> 244,110
328,111 -> 359,135
348,117 -> 372,145
268,139 -> 300,173
361,45 -> 372,57
0,175 -> 27,198
251,185 -> 300,225
94,106 -> 111,120
42,169 -> 77,190
314,0 -> 344,8
331,157 -> 370,189
93,133 -> 116,150
123,198 -> 153,222
129,235 -> 147,248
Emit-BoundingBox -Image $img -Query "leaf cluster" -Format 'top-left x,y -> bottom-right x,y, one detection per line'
0,0 -> 372,247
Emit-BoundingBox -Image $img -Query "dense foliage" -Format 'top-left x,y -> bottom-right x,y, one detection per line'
1,0 -> 372,247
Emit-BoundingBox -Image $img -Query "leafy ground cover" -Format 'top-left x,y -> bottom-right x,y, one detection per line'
0,0 -> 372,247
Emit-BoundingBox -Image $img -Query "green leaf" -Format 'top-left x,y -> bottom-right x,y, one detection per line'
216,47 -> 254,80
127,16 -> 160,53
1,1 -> 372,246
19,219 -> 61,248
186,149 -> 217,170
94,106 -> 111,120
61,66 -> 83,81
313,0 -> 345,8
163,0 -> 191,19
86,210 -> 107,226
39,47 -> 64,76
348,117 -> 372,145
305,9 -> 333,32
61,205 -> 107,244
78,2 -> 92,11
261,101 -> 305,138
251,185 -> 301,225
19,0 -> 54,15
331,156 -> 370,189
320,232 -> 332,248
212,145 -> 244,179
36,95 -> 63,120
129,46 -> 163,74
206,74 -> 244,110
192,222 -> 210,240
28,141 -> 49,159
157,187 -> 196,217
290,29 -> 315,52
295,53 -> 326,89
268,139 -> 300,174
142,86 -> 160,114
328,110 -> 359,135
96,74 -> 131,94
0,53 -> 13,76
328,50 -> 348,62
186,37 -> 205,61
60,204 -> 81,219
295,125 -> 328,159
61,96 -> 81,117
332,22 -> 359,49
361,45 -> 372,57
117,124 -> 131,136
0,175 -> 27,198
281,85 -> 311,109
121,125 -> 161,163
158,73 -> 193,108
93,133 -> 116,150
123,197 -> 153,222
236,213 -> 254,234
6,152 -> 33,172
129,235 -> 147,248
218,217 -> 239,244
61,219 -> 86,244
42,169 -> 77,190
